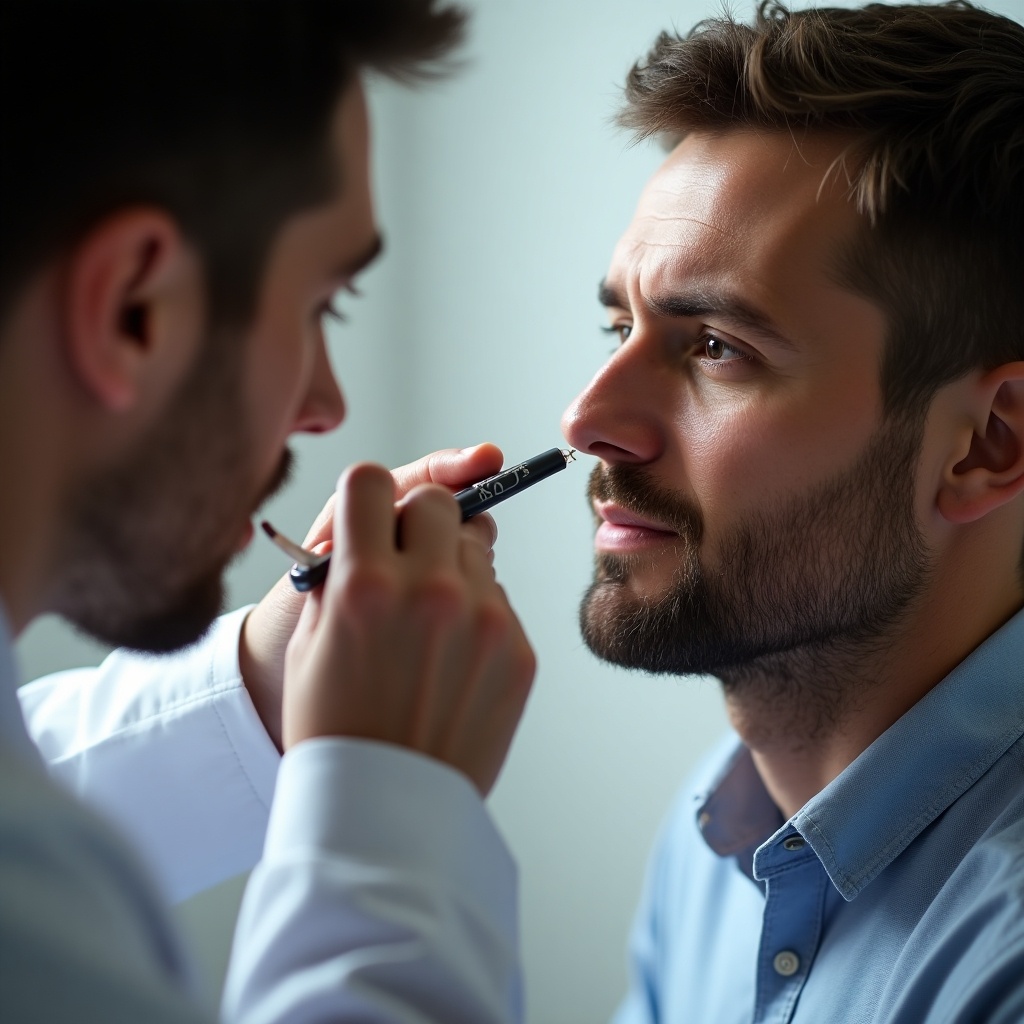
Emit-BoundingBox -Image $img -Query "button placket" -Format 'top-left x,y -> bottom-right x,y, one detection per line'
751,846 -> 827,1024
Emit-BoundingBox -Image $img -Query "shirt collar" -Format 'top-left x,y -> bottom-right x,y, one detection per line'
794,605 -> 1024,900
0,598 -> 46,769
697,741 -> 779,855
695,606 -> 1024,900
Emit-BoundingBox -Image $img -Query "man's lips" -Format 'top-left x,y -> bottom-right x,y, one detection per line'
595,502 -> 676,531
593,502 -> 678,552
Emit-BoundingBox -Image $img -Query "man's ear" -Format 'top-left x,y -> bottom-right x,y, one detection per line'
937,362 -> 1024,524
63,208 -> 200,411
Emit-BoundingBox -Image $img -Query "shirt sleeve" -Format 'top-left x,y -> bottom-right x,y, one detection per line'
17,606 -> 280,904
13,612 -> 524,1022
1,734 -> 523,1024
223,737 -> 523,1024
0,749 -> 212,1023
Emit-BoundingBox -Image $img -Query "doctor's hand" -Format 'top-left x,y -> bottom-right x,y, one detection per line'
240,444 -> 505,752
282,463 -> 536,796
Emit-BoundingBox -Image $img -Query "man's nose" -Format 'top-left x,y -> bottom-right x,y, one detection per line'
561,345 -> 664,464
294,339 -> 346,435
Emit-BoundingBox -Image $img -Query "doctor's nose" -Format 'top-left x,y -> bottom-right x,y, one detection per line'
294,340 -> 346,436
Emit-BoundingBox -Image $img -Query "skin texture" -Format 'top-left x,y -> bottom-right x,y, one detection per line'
562,129 -> 1024,818
0,80 -> 534,796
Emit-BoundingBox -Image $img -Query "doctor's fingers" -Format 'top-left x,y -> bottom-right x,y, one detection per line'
413,568 -> 533,762
458,528 -> 500,587
331,463 -> 399,564
460,511 -> 498,553
441,602 -> 536,796
395,483 -> 463,569
390,443 -> 504,499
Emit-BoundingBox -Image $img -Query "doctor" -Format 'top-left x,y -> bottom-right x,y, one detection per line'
0,2 -> 533,1021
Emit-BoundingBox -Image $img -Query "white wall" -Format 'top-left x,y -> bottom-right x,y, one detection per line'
17,0 -> 1024,1021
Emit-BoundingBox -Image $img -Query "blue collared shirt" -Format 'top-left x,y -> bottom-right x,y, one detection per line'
613,607 -> 1024,1024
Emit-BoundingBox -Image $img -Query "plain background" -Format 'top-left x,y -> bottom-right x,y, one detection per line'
16,0 -> 1024,1021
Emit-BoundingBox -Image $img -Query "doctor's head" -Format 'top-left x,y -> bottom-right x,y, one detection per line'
0,0 -> 465,649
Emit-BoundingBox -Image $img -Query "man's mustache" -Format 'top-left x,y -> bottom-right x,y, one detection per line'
587,463 -> 704,544
259,447 -> 296,510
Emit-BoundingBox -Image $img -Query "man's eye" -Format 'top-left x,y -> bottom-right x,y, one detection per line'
601,323 -> 632,346
318,282 -> 361,327
319,299 -> 347,325
701,332 -> 746,362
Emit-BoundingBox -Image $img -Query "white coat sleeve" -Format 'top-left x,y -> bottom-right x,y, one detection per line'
223,738 -> 523,1024
17,606 -> 280,904
2,731 -> 523,1024
4,607 -> 523,1022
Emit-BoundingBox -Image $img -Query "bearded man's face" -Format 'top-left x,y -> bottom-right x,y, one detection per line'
562,130 -> 933,688
579,415 -> 930,678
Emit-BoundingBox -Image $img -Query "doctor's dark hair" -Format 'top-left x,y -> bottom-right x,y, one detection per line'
0,0 -> 465,331
618,0 -> 1024,420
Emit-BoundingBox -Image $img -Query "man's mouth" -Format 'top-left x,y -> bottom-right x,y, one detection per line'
593,502 -> 678,552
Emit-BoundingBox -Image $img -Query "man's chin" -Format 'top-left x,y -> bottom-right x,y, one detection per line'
70,572 -> 226,655
578,574 -> 732,677
593,552 -> 685,597
579,578 -> 668,671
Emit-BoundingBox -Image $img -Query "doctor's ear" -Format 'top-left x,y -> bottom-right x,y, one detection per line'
63,208 -> 202,412
937,362 -> 1024,524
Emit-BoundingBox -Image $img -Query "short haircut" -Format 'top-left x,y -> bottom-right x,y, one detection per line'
618,0 -> 1024,420
0,0 -> 466,330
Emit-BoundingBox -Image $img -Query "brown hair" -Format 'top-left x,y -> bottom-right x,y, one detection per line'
619,0 -> 1024,417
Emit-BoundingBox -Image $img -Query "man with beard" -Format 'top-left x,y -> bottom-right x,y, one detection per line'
560,1 -> 1024,1021
0,2 -> 534,1022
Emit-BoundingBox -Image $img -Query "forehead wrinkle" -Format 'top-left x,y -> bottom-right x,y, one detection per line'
634,212 -> 738,242
602,232 -> 734,312
604,237 -> 793,349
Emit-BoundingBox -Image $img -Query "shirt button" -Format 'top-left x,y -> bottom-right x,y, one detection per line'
773,951 -> 800,977
783,836 -> 806,851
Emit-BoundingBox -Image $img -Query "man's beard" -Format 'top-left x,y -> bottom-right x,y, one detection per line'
50,335 -> 293,654
579,415 -> 932,727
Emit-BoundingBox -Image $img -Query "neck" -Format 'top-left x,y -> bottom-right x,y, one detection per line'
0,272 -> 81,636
724,565 -> 1024,820
0,420 -> 64,637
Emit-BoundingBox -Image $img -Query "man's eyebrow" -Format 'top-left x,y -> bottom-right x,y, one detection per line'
597,277 -> 793,349
339,233 -> 385,280
598,279 -> 627,310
